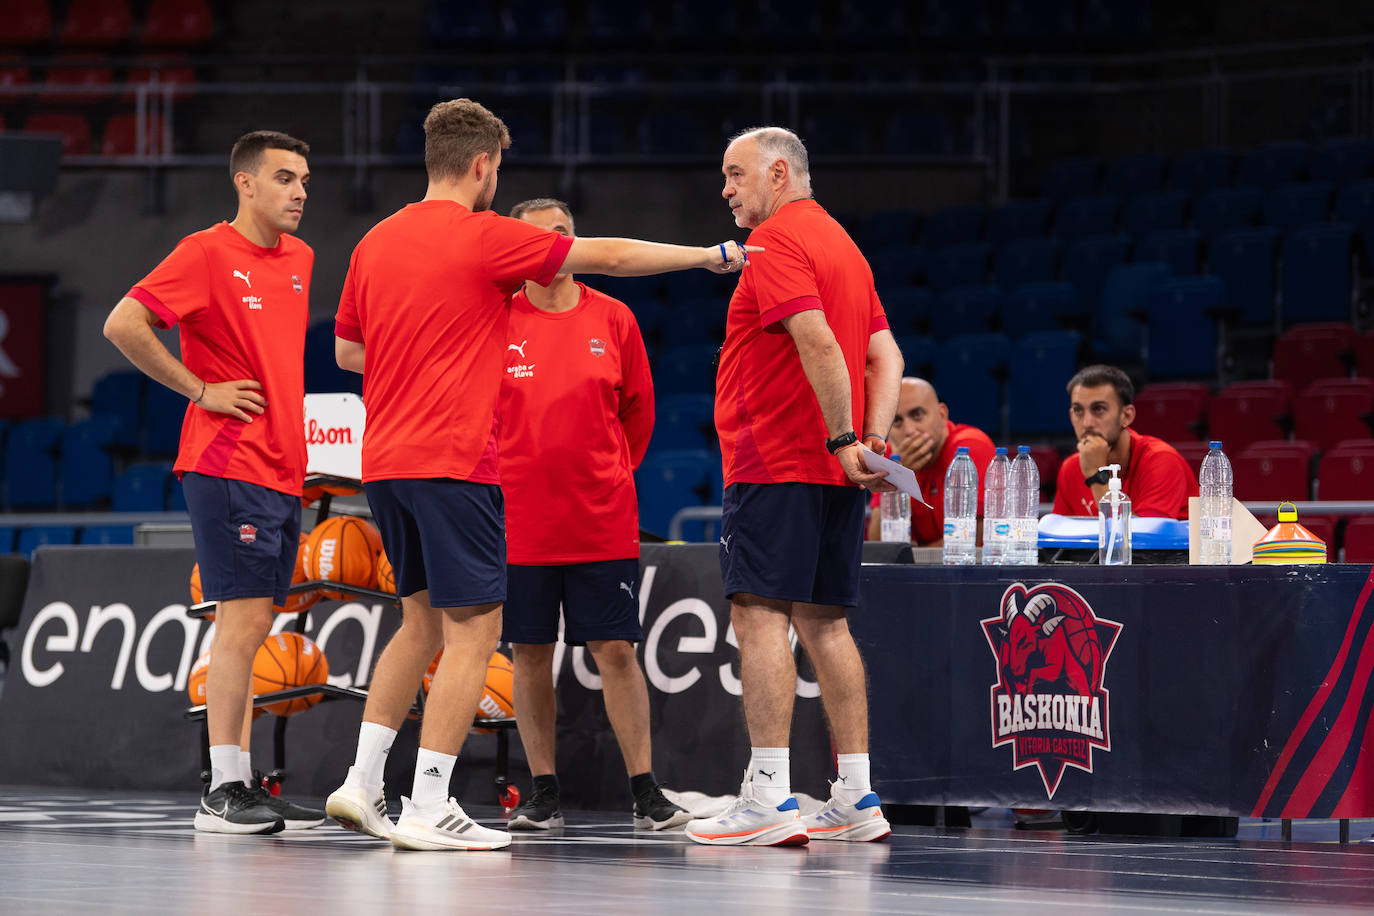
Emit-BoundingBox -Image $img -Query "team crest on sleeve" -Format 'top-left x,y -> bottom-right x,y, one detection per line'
292,275 -> 302,293
588,338 -> 606,357
981,583 -> 1121,799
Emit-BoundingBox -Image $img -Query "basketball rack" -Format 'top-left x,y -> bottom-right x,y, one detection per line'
182,473 -> 519,809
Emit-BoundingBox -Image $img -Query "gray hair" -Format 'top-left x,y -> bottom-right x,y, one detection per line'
730,126 -> 812,195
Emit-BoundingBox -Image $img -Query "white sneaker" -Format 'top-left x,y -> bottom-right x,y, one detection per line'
325,775 -> 392,840
803,791 -> 892,842
684,774 -> 808,847
390,797 -> 512,851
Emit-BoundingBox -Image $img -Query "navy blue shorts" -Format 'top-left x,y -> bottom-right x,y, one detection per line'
502,558 -> 643,646
182,472 -> 301,606
364,478 -> 505,607
719,482 -> 866,608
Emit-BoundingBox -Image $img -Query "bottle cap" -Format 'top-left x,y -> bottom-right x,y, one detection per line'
1017,445 -> 1030,453
995,446 -> 1007,455
956,446 -> 969,455
1209,440 -> 1222,449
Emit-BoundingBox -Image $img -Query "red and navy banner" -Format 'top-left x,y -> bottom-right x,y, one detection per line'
855,564 -> 1374,816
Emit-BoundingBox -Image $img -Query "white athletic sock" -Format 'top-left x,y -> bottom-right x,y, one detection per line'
352,722 -> 397,794
749,747 -> 791,807
409,748 -> 456,818
239,750 -> 255,788
208,745 -> 241,792
835,753 -> 871,804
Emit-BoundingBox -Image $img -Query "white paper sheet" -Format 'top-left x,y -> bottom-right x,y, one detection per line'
859,448 -> 932,507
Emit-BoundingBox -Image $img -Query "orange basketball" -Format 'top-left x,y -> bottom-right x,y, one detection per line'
376,551 -> 395,594
417,651 -> 515,732
252,631 -> 329,716
277,532 -> 321,614
189,563 -> 202,605
303,515 -> 382,599
303,481 -> 363,507
188,651 -> 210,706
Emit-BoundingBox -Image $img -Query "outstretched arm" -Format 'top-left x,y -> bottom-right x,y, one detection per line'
562,238 -> 760,277
103,297 -> 265,423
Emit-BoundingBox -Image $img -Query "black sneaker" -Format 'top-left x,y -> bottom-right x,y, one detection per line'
252,775 -> 326,829
507,783 -> 564,830
194,781 -> 285,835
633,784 -> 691,831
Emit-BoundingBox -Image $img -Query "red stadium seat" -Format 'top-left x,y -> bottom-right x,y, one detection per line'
0,0 -> 53,46
1345,517 -> 1374,562
1293,377 -> 1374,450
60,0 -> 133,47
100,113 -> 166,156
1171,440 -> 1211,479
1233,439 -> 1315,502
1132,383 -> 1209,442
125,55 -> 195,100
1272,322 -> 1356,392
1316,439 -> 1374,500
1356,328 -> 1374,378
44,55 -> 114,105
0,55 -> 32,95
23,112 -> 93,155
1208,380 -> 1293,454
141,0 -> 215,47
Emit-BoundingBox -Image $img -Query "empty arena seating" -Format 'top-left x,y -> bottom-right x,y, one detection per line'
1232,440 -> 1316,502
59,0 -> 133,47
1344,517 -> 1374,562
1273,323 -> 1357,391
1209,381 -> 1293,453
1132,383 -> 1209,442
1293,378 -> 1374,450
1316,439 -> 1374,500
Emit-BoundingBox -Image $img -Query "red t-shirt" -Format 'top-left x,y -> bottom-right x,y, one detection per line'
715,199 -> 889,488
334,201 -> 573,483
1053,428 -> 1198,519
128,222 -> 313,497
868,421 -> 996,544
498,283 -> 653,564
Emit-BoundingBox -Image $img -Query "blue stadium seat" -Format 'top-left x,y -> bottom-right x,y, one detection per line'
638,111 -> 711,156
90,369 -> 143,448
425,0 -> 495,44
112,462 -> 172,512
1239,141 -> 1311,191
1104,154 -> 1166,197
59,416 -> 120,508
1192,187 -> 1262,237
993,237 -> 1059,290
1135,228 -> 1203,275
598,275 -> 666,307
664,300 -> 725,346
1001,282 -> 1080,339
501,110 -> 548,158
635,449 -> 715,538
859,209 -> 922,249
802,109 -> 873,157
583,0 -> 653,44
1263,182 -> 1333,232
756,0 -> 824,43
1008,331 -> 1085,434
1333,180 -> 1374,260
867,245 -> 927,291
1169,149 -> 1233,195
920,0 -> 992,43
1149,276 -> 1224,379
1281,223 -> 1356,324
0,527 -> 15,553
836,0 -> 909,45
653,344 -> 721,395
1002,0 -> 1076,44
1095,262 -> 1171,362
927,242 -> 991,291
882,111 -> 957,157
666,0 -> 739,44
1061,234 -> 1130,317
931,285 -> 1001,340
1079,0 -> 1153,42
500,0 -> 568,43
17,526 -> 76,558
303,320 -> 362,396
79,524 -> 135,545
652,394 -> 716,452
587,110 -> 629,156
1052,195 -> 1121,243
985,199 -> 1051,247
933,333 -> 1011,436
6,417 -> 64,510
893,335 -> 938,376
1040,157 -> 1101,201
1310,138 -> 1374,184
1206,226 -> 1280,326
1120,190 -> 1187,236
882,287 -> 933,336
142,383 -> 187,456
169,475 -> 187,511
922,204 -> 984,248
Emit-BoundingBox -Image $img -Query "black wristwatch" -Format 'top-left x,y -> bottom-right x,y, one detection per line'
1085,468 -> 1111,486
825,431 -> 859,454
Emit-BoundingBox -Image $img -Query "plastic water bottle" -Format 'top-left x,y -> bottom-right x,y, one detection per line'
1199,440 -> 1233,565
1009,446 -> 1040,565
943,446 -> 978,565
1097,464 -> 1132,565
982,447 -> 1011,565
880,455 -> 912,542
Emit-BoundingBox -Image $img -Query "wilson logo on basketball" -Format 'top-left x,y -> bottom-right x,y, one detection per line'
306,417 -> 354,445
981,583 -> 1121,799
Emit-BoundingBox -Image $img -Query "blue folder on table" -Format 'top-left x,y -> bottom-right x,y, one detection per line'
1036,513 -> 1190,550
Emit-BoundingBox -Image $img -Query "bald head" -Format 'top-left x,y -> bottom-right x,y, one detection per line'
721,126 -> 814,230
889,376 -> 949,453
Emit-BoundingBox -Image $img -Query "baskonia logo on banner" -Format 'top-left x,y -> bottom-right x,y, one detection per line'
981,583 -> 1122,799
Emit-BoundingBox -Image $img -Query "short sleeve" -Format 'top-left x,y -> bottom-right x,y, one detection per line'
869,287 -> 889,335
128,236 -> 210,329
334,246 -> 363,343
482,215 -> 574,292
749,225 -> 822,328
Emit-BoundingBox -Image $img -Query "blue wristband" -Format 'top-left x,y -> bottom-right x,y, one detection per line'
718,242 -> 728,264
